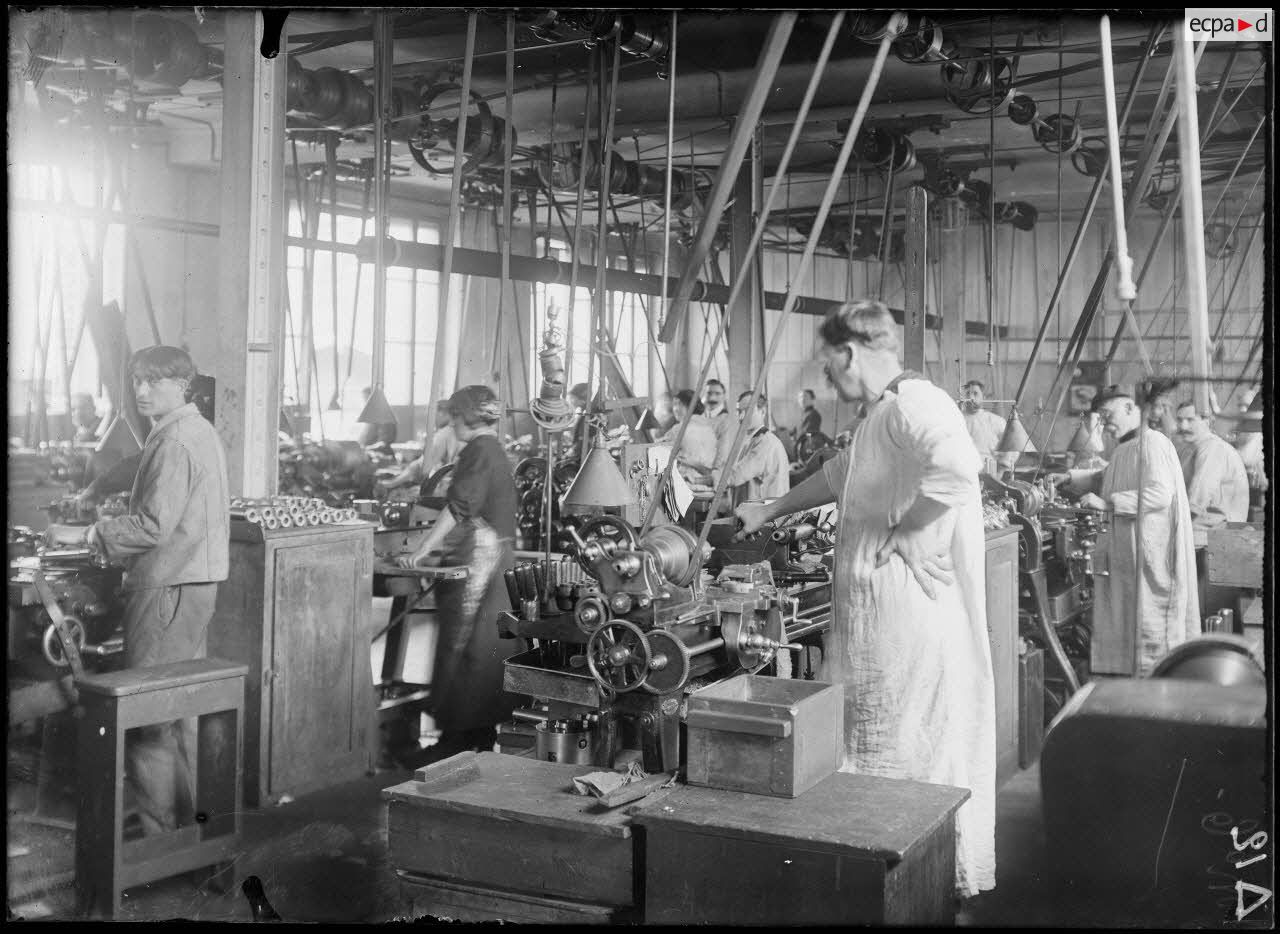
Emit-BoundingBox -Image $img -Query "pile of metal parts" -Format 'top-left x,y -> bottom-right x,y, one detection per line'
982,473 -> 1105,720
7,526 -> 124,678
38,444 -> 95,489
513,456 -> 580,553
230,496 -> 358,530
499,515 -> 832,773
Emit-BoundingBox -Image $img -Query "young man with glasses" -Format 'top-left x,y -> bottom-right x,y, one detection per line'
719,391 -> 790,508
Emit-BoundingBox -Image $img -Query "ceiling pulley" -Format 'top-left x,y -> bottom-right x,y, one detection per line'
407,82 -> 516,177
941,55 -> 1015,114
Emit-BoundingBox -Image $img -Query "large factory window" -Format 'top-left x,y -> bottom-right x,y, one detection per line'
284,209 -> 440,440
531,236 -> 652,402
8,162 -> 124,442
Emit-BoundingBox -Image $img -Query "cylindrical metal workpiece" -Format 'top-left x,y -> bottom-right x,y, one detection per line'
504,570 -> 521,611
534,719 -> 595,765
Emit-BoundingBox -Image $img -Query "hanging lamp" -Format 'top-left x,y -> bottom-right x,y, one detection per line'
1067,412 -> 1104,455
356,385 -> 395,426
95,414 -> 142,459
997,408 -> 1031,455
1235,392 -> 1263,435
561,425 -> 635,515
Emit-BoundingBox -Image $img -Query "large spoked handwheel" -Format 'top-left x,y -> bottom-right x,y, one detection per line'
586,619 -> 652,694
575,515 -> 639,573
41,615 -> 86,669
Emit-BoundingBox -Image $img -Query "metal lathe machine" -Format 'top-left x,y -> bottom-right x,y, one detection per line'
496,513 -> 834,773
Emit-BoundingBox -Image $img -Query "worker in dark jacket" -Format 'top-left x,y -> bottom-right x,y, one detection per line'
46,345 -> 230,836
398,385 -> 526,764
795,388 -> 823,437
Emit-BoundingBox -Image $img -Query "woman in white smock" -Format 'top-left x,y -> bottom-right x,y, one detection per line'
735,300 -> 996,899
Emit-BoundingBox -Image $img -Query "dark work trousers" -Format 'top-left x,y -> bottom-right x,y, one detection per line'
122,582 -> 219,836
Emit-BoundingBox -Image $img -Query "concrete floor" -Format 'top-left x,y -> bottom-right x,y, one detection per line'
3,606 -> 1245,925
6,741 -> 1111,925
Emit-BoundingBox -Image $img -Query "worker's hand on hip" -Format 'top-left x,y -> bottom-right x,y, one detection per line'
44,523 -> 89,548
1077,492 -> 1107,512
875,527 -> 954,601
733,502 -> 772,541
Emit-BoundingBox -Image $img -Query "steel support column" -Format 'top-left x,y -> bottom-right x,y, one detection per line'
214,11 -> 285,497
659,12 -> 796,342
726,145 -> 765,391
902,185 -> 928,374
938,226 -> 966,392
1175,36 -> 1212,416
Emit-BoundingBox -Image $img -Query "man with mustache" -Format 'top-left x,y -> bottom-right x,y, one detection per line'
1066,387 -> 1198,674
1174,400 -> 1250,531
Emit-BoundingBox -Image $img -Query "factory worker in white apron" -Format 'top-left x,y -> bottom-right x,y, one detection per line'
734,300 -> 996,899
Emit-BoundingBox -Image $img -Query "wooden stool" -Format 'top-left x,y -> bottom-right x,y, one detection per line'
75,658 -> 248,919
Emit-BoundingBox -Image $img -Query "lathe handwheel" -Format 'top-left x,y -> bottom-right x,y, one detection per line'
574,594 -> 611,636
642,629 -> 693,695
575,515 -> 639,573
586,619 -> 651,694
41,616 -> 86,669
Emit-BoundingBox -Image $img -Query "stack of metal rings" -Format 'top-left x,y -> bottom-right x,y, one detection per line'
229,496 -> 358,530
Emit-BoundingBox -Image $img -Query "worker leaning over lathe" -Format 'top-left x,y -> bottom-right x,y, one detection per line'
1064,386 -> 1199,674
45,345 -> 230,837
734,299 -> 996,900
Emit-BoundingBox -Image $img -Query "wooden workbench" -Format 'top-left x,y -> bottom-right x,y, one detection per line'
384,751 -> 659,923
383,750 -> 969,925
630,771 -> 969,926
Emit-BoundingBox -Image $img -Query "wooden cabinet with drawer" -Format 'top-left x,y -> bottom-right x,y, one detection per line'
208,521 -> 375,806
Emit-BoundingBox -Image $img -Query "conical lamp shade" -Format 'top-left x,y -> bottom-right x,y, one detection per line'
1233,391 -> 1263,434
561,435 -> 636,512
997,410 -> 1031,454
95,414 -> 142,458
1068,413 -> 1104,455
356,385 -> 395,425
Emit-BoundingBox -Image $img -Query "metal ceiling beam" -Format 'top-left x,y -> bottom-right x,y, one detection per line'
353,237 -> 1008,339
659,11 -> 797,342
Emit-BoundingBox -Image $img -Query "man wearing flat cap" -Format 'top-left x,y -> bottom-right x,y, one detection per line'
1065,386 -> 1199,675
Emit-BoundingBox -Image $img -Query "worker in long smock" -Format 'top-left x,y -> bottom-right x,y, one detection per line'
1066,388 -> 1199,674
959,380 -> 1007,475
734,300 -> 996,900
